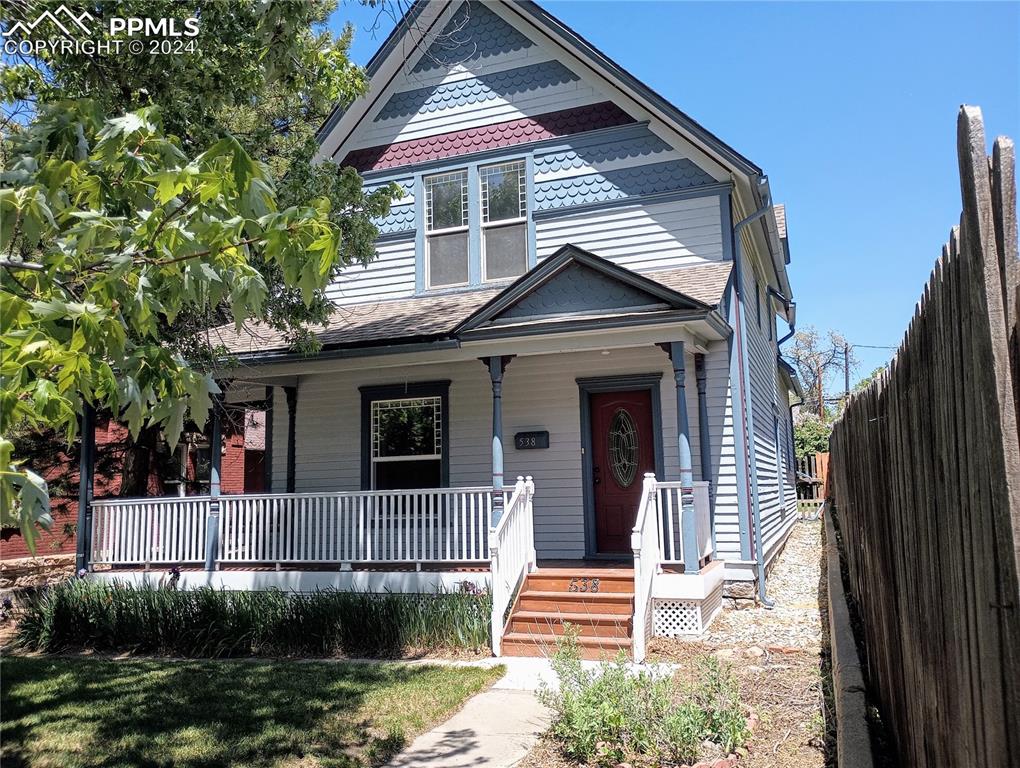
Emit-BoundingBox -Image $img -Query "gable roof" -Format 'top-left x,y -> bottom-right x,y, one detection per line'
212,257 -> 733,362
455,244 -> 710,334
315,0 -> 792,308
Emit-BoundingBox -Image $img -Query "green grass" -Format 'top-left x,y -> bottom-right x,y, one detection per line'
0,656 -> 503,768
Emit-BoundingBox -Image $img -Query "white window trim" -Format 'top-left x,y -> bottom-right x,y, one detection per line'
480,159 -> 528,283
424,169 -> 470,290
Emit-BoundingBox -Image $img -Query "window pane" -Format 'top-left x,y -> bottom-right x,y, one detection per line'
428,231 -> 469,286
372,397 -> 441,458
374,459 -> 441,490
483,223 -> 527,280
481,161 -> 525,222
426,171 -> 467,230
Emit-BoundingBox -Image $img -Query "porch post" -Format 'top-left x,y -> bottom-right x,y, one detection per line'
284,385 -> 297,493
482,356 -> 514,525
694,353 -> 715,550
263,386 -> 274,492
74,402 -> 96,573
204,391 -> 223,571
664,341 -> 700,574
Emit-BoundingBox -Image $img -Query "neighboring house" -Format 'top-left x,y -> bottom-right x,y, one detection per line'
82,0 -> 801,660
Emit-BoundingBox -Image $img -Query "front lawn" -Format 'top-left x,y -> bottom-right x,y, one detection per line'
1,656 -> 502,768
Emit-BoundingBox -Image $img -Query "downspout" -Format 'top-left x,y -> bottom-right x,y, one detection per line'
768,287 -> 797,346
733,187 -> 776,608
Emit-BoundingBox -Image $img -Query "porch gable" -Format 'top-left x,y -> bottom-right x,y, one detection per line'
455,245 -> 711,334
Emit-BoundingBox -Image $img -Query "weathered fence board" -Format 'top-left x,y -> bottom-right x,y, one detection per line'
829,106 -> 1020,767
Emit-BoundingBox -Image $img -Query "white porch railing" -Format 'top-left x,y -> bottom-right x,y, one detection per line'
91,496 -> 210,565
630,473 -> 660,663
90,487 -> 501,568
489,476 -> 536,656
655,481 -> 712,567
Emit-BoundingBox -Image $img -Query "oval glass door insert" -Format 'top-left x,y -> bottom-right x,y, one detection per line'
608,408 -> 639,487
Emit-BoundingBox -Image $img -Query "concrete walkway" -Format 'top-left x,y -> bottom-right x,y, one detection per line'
385,686 -> 551,768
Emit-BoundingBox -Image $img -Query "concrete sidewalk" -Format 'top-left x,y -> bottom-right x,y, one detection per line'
384,687 -> 551,768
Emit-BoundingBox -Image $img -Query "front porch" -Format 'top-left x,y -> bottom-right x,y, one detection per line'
86,475 -> 720,660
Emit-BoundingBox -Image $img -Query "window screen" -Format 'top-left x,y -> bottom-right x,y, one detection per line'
370,397 -> 442,490
480,160 -> 527,281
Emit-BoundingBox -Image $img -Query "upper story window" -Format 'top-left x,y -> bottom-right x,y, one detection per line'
425,170 -> 469,288
480,160 -> 527,281
421,159 -> 529,291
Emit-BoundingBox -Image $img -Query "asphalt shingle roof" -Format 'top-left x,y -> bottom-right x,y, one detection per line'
213,261 -> 732,357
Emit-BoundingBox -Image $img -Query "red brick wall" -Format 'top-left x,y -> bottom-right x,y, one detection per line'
1,418 -> 252,561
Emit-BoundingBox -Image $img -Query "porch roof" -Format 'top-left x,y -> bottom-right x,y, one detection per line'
212,260 -> 732,359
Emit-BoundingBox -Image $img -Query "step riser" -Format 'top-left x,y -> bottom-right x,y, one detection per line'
501,642 -> 632,660
509,618 -> 631,638
517,595 -> 633,614
525,576 -> 634,593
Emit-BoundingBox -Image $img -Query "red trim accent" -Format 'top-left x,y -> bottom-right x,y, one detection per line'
341,102 -> 635,172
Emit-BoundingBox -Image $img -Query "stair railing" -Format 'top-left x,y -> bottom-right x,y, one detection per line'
630,472 -> 660,663
488,476 -> 535,656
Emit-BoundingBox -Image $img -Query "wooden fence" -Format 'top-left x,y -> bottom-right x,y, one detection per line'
828,106 -> 1019,766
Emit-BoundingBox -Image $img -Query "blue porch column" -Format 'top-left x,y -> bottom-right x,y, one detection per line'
694,353 -> 715,550
74,402 -> 96,572
204,390 -> 224,571
482,356 -> 514,525
284,385 -> 297,493
663,341 -> 700,574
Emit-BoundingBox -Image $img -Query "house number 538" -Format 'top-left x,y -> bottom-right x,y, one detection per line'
568,577 -> 600,593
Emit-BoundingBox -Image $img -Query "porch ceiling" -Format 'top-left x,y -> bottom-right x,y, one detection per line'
212,258 -> 732,365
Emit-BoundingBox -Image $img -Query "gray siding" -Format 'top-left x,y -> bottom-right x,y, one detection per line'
263,345 -> 737,560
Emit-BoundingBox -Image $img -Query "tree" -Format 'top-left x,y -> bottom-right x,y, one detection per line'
854,366 -> 886,392
794,414 -> 832,459
788,326 -> 858,418
0,101 -> 344,547
2,2 -> 400,499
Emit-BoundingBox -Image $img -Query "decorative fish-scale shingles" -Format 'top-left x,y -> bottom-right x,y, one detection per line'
533,158 -> 716,210
533,127 -> 673,175
411,1 -> 533,74
342,102 -> 634,172
375,60 -> 580,122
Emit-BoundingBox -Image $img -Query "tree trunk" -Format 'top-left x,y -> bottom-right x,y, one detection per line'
119,424 -> 161,497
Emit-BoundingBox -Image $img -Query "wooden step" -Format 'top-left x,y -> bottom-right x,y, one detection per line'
516,590 -> 634,614
524,572 -> 634,593
501,631 -> 632,660
508,610 -> 632,638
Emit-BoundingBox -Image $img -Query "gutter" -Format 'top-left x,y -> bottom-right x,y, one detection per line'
732,182 -> 776,608
768,286 -> 797,345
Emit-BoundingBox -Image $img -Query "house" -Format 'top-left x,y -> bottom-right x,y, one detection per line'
80,0 -> 800,660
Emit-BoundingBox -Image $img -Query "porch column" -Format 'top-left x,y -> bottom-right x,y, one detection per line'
204,390 -> 224,572
664,341 -> 700,574
694,353 -> 716,554
284,385 -> 297,493
74,402 -> 96,573
482,356 -> 514,524
263,386 -> 274,492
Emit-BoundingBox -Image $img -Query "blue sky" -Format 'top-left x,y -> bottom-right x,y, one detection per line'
330,0 -> 1019,383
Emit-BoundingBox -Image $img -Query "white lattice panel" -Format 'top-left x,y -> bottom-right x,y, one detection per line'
652,581 -> 724,636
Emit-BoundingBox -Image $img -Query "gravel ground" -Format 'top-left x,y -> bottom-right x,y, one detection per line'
524,520 -> 832,768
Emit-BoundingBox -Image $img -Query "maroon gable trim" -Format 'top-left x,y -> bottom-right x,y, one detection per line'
340,102 -> 634,172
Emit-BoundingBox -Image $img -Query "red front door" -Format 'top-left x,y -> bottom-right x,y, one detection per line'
590,390 -> 656,554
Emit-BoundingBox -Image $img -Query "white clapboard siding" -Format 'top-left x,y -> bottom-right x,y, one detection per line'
535,196 -> 724,271
268,345 -> 736,561
326,237 -> 416,306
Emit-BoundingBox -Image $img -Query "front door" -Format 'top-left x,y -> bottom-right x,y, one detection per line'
590,390 -> 656,554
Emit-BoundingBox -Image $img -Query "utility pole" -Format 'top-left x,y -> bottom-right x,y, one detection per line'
817,362 -> 825,418
844,343 -> 850,402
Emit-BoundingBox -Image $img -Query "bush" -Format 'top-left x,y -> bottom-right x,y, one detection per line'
539,629 -> 749,766
14,579 -> 491,657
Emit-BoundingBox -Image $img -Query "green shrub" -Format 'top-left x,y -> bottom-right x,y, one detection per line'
14,579 -> 491,657
539,628 -> 750,766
